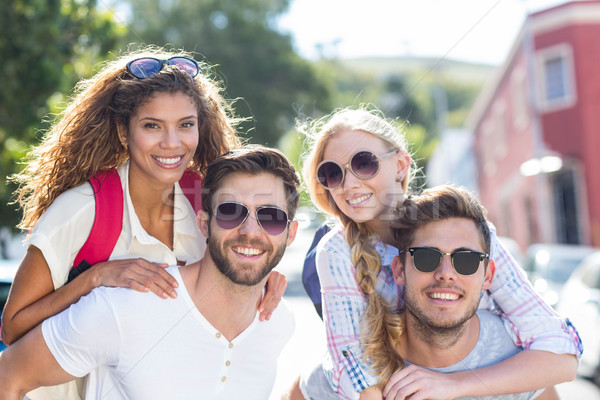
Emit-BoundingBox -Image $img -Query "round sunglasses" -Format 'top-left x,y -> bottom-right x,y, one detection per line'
213,202 -> 291,236
402,247 -> 489,276
126,56 -> 199,79
316,150 -> 397,190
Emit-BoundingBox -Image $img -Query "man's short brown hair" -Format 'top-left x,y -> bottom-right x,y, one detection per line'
201,145 -> 300,219
391,185 -> 491,261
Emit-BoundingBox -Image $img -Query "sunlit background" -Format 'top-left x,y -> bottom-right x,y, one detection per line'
1,0 -> 600,397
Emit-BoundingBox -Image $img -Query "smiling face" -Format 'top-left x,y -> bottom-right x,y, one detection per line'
200,172 -> 298,286
120,91 -> 199,189
394,217 -> 493,332
321,129 -> 408,229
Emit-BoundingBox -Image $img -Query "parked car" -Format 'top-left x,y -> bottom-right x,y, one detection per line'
524,244 -> 598,308
0,259 -> 19,351
558,251 -> 600,383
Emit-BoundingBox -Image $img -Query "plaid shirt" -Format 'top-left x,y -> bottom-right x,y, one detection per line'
316,224 -> 583,398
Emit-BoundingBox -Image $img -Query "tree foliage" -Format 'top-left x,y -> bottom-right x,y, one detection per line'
0,0 -> 124,230
121,0 -> 332,146
0,0 -> 487,234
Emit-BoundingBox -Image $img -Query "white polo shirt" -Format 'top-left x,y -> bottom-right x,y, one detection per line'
42,267 -> 295,399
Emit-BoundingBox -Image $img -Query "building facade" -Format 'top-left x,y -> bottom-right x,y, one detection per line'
468,0 -> 600,249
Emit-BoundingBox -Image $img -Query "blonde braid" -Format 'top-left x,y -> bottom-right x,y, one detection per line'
346,220 -> 405,387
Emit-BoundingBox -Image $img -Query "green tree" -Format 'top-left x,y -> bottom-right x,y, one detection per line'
120,0 -> 332,146
383,74 -> 436,136
0,0 -> 124,232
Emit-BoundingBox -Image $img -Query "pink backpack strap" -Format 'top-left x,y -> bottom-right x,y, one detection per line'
69,170 -> 123,282
179,169 -> 203,213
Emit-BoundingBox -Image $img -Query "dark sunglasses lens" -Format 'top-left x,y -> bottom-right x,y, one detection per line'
216,203 -> 248,230
317,162 -> 343,189
351,151 -> 379,178
128,59 -> 162,78
257,207 -> 288,235
169,57 -> 199,77
412,248 -> 441,273
452,252 -> 481,275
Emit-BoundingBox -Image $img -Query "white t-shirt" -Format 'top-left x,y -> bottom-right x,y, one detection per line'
42,266 -> 295,400
26,162 -> 206,400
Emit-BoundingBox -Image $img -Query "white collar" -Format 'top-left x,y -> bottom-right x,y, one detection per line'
118,161 -> 199,248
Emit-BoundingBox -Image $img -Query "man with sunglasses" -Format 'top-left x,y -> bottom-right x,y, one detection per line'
360,185 -> 555,400
0,146 -> 299,400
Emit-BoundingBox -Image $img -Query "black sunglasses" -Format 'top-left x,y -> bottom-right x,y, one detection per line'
213,202 -> 291,236
126,57 -> 199,79
401,247 -> 489,276
316,150 -> 397,190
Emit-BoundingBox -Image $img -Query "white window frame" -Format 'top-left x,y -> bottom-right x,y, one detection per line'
536,43 -> 577,112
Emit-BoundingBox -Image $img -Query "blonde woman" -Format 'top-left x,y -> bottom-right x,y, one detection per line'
291,107 -> 579,399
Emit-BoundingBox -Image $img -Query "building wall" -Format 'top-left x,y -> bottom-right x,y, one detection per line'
535,15 -> 600,245
471,1 -> 600,249
474,50 -> 540,250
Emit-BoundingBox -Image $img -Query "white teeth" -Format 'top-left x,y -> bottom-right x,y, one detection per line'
347,194 -> 370,205
429,292 -> 459,301
154,156 -> 182,165
233,247 -> 263,256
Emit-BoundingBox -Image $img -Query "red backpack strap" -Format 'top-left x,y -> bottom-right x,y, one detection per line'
179,169 -> 203,213
69,170 -> 123,282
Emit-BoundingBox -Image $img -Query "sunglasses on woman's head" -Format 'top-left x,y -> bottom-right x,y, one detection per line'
213,202 -> 291,236
126,57 -> 199,79
316,150 -> 397,190
401,247 -> 489,276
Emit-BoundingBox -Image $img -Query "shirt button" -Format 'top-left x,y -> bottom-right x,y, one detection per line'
216,333 -> 221,338
228,343 -> 234,349
226,361 -> 231,367
221,376 -> 226,382
342,350 -> 349,357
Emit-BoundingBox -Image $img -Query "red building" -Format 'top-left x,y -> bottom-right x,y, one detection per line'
468,0 -> 600,249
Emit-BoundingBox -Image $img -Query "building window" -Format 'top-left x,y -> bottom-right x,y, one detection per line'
537,44 -> 576,111
545,57 -> 567,101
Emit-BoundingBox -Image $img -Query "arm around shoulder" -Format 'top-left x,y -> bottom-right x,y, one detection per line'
446,350 -> 577,398
486,231 -> 582,357
2,187 -> 98,344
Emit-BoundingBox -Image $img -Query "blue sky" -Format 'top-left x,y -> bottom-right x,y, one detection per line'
277,0 -> 567,65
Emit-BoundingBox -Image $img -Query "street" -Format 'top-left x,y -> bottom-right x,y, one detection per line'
271,226 -> 600,399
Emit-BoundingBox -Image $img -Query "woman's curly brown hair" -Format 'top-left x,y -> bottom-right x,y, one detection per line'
13,47 -> 243,232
